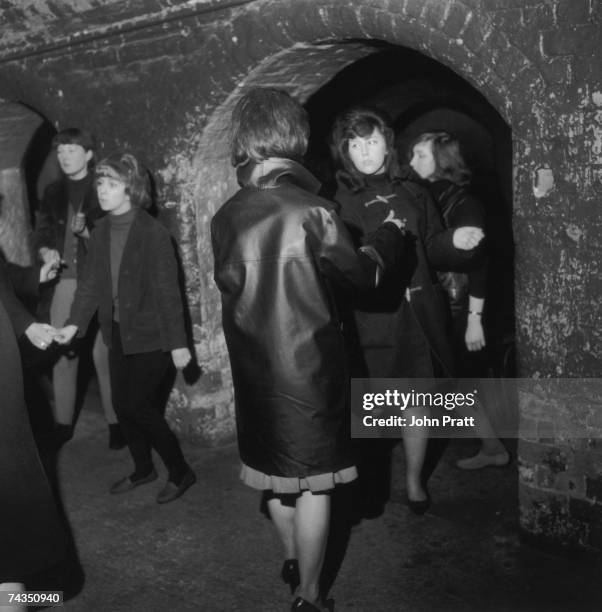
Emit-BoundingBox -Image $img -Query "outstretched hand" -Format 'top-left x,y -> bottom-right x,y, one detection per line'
39,259 -> 60,284
54,325 -> 78,345
453,226 -> 484,250
24,322 -> 57,350
39,247 -> 61,266
171,347 -> 192,370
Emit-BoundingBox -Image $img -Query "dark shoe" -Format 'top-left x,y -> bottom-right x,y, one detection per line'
281,559 -> 300,594
291,597 -> 332,612
407,494 -> 431,515
156,469 -> 196,504
108,423 -> 127,450
110,469 -> 158,494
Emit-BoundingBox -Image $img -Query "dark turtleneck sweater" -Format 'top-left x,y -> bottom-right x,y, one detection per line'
109,208 -> 136,322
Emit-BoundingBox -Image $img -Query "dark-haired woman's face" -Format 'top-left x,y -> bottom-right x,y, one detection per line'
410,141 -> 436,181
347,128 -> 387,176
96,176 -> 132,216
56,144 -> 92,180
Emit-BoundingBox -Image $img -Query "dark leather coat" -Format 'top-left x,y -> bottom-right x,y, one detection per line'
211,159 -> 403,478
68,209 -> 187,355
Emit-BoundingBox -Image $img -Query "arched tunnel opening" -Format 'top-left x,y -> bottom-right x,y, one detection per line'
304,43 -> 515,377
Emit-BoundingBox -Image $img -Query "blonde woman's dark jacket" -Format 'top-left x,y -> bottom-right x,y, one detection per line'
68,209 -> 187,354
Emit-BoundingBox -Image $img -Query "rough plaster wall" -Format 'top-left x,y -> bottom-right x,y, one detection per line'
0,0 -> 599,549
0,168 -> 33,265
0,102 -> 43,264
486,0 -> 602,552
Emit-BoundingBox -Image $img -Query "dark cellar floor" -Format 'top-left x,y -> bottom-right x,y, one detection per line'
26,379 -> 601,612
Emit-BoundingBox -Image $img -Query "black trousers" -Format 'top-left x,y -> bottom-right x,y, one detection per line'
109,322 -> 188,483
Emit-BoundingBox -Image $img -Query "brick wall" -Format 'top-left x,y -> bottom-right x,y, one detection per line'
0,0 -> 599,550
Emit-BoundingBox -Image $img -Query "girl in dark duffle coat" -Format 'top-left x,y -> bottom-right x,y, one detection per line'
56,153 -> 195,504
211,88 -> 405,612
330,107 -> 484,514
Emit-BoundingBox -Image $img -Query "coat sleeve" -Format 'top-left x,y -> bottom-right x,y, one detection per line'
445,193 -> 488,298
67,229 -> 102,334
0,258 -> 36,337
307,205 -> 403,292
421,191 -> 481,270
152,227 -> 188,350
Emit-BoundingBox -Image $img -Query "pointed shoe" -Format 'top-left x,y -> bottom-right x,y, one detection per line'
156,469 -> 196,504
110,469 -> 158,494
407,492 -> 431,515
291,597 -> 331,612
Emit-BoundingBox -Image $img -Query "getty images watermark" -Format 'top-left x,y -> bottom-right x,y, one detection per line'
350,378 -> 601,439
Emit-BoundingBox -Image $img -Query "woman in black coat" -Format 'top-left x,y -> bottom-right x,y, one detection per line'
409,131 -> 509,469
211,88 -> 404,612
0,246 -> 65,605
330,108 -> 484,513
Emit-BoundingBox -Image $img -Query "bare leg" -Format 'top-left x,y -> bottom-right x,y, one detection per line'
403,406 -> 429,501
267,495 -> 296,560
294,490 -> 330,605
92,330 -> 117,424
49,279 -> 78,426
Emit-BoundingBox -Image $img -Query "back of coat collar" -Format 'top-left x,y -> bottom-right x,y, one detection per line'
236,157 -> 321,194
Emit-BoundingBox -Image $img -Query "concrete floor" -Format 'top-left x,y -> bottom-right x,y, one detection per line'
27,381 -> 601,612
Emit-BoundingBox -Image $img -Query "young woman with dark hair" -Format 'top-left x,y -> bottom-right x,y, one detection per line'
55,152 -> 196,504
410,131 -> 509,469
212,88 -> 405,612
330,107 -> 484,513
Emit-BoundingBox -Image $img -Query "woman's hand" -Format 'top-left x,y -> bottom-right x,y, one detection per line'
71,212 -> 87,236
171,347 -> 192,370
382,209 -> 406,231
465,315 -> 486,351
39,260 -> 60,284
39,247 -> 61,266
54,325 -> 78,345
24,322 -> 57,350
453,226 -> 484,250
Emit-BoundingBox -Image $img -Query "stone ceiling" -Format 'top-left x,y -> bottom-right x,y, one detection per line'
0,0 -> 249,61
